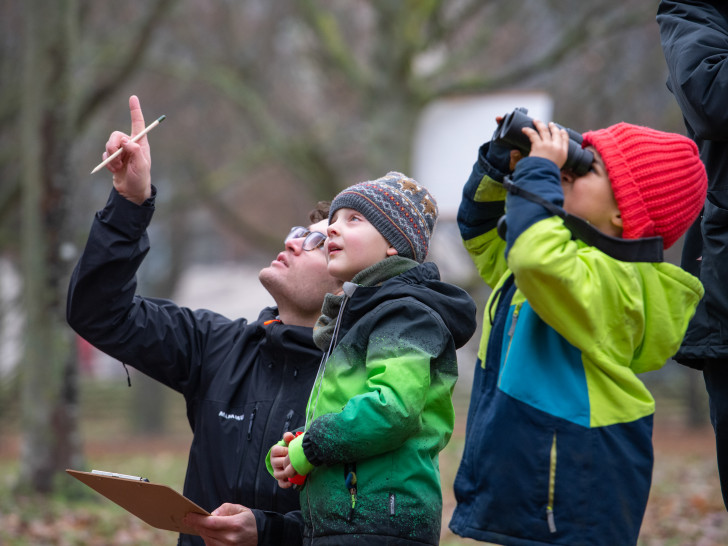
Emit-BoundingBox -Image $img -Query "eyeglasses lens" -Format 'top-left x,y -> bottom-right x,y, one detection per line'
285,226 -> 326,251
302,232 -> 326,251
285,226 -> 309,242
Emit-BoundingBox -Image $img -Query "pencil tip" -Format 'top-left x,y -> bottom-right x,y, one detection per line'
158,115 -> 167,122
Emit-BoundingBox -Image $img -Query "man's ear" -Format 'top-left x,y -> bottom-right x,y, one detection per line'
386,246 -> 398,256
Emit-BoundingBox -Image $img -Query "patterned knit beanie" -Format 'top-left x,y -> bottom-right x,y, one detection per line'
329,171 -> 438,263
581,123 -> 707,249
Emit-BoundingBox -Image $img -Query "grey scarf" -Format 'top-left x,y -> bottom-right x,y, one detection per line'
312,256 -> 418,351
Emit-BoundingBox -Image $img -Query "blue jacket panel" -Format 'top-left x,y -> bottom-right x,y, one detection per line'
451,286 -> 653,545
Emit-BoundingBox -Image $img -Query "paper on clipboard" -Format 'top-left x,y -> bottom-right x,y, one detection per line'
66,469 -> 209,535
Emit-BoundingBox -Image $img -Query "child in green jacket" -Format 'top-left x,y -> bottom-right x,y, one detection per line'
269,172 -> 477,545
450,119 -> 707,545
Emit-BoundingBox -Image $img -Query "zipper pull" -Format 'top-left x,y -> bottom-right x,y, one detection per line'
507,304 -> 521,337
547,432 -> 557,533
345,471 -> 357,521
282,409 -> 294,434
247,406 -> 257,441
547,507 -> 556,533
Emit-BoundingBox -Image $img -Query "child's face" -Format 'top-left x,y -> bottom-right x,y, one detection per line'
326,207 -> 397,282
561,146 -> 623,238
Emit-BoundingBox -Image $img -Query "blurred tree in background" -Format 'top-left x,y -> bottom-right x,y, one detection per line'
0,0 -> 689,495
4,0 -> 178,494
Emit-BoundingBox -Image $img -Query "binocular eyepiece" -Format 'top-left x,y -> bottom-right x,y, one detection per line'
494,108 -> 594,176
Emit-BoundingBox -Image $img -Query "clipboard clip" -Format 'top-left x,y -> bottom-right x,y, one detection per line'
92,469 -> 150,482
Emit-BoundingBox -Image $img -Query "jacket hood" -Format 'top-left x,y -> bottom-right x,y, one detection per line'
341,262 -> 477,349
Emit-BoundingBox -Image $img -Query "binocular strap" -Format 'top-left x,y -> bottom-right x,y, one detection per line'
502,177 -> 664,263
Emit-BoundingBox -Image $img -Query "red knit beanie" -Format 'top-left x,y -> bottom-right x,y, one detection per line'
581,123 -> 707,249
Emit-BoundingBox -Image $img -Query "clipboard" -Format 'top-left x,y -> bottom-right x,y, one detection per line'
66,469 -> 210,535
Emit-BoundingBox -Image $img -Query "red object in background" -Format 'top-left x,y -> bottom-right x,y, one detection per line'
77,336 -> 96,376
288,431 -> 307,486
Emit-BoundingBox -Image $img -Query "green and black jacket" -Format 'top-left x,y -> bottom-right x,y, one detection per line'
272,257 -> 476,545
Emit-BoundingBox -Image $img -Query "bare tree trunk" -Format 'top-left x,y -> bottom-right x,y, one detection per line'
18,0 -> 83,494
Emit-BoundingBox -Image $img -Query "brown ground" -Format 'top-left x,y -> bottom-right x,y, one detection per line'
1,421 -> 725,546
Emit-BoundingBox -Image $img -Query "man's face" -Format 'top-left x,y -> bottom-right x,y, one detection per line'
259,219 -> 343,322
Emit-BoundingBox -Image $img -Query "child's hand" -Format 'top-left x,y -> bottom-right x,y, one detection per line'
487,116 -> 527,173
270,443 -> 296,488
522,120 -> 569,169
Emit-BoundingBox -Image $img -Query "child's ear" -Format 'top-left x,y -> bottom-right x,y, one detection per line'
611,212 -> 623,232
386,246 -> 398,256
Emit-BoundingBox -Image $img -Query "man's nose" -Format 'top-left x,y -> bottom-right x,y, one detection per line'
285,236 -> 304,254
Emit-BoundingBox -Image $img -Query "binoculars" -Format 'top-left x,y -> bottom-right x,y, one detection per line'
493,108 -> 594,175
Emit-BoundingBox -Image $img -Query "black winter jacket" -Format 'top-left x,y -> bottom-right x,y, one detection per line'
658,0 -> 728,367
67,188 -> 319,545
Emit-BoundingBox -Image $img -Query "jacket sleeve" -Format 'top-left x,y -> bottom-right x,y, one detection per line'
66,188 -> 237,394
292,299 -> 453,467
251,509 -> 303,546
457,142 -> 509,288
657,0 -> 728,140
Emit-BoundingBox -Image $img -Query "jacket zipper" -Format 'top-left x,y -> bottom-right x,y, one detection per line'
547,432 -> 557,533
282,408 -> 294,433
240,401 -> 258,506
497,303 -> 522,387
247,405 -> 257,441
306,286 -> 353,429
305,283 -> 356,539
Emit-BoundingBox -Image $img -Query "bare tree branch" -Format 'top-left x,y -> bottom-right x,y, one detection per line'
430,3 -> 651,98
299,0 -> 367,88
76,0 -> 180,131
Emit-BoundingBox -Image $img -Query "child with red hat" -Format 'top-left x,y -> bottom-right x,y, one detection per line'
450,118 -> 707,545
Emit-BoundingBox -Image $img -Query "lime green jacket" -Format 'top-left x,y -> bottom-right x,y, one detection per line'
469,163 -> 703,426
450,151 -> 704,546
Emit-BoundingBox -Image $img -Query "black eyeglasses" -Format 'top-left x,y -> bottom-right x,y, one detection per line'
285,226 -> 327,251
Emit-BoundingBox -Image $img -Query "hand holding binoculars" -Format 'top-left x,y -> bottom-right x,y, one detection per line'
493,108 -> 593,175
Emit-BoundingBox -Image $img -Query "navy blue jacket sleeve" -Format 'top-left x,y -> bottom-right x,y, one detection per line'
505,156 -> 564,256
457,142 -> 507,241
